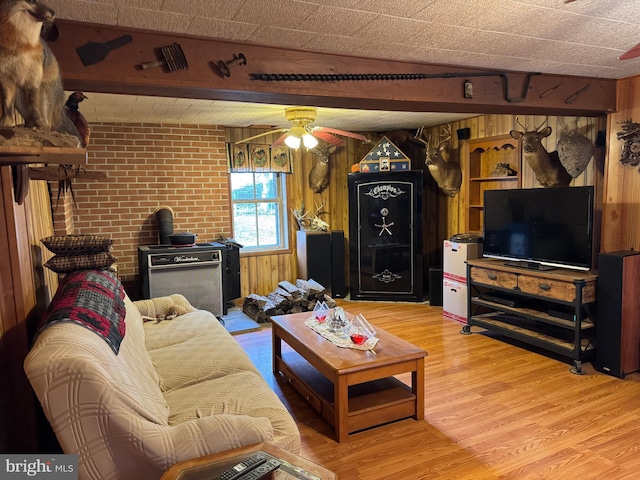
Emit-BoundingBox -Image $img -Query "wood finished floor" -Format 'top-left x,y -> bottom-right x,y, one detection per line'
232,300 -> 640,480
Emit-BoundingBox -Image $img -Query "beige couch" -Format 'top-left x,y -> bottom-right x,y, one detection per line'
24,270 -> 300,480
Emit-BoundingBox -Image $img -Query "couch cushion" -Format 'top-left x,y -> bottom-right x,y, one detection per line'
164,370 -> 300,451
144,310 -> 259,391
134,294 -> 196,320
124,295 -> 162,387
26,321 -> 170,427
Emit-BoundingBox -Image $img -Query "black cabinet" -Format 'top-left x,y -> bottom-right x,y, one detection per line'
348,171 -> 423,301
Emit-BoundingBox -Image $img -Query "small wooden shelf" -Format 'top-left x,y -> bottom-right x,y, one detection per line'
465,134 -> 521,233
279,350 -> 417,435
469,176 -> 519,182
0,146 -> 87,165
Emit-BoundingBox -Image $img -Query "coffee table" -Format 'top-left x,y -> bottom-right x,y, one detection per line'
271,311 -> 427,442
160,442 -> 336,479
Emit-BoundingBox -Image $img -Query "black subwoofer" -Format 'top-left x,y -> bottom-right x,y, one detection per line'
330,230 -> 346,298
594,250 -> 640,378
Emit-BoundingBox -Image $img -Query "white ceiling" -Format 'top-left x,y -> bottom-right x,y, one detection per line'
49,0 -> 640,130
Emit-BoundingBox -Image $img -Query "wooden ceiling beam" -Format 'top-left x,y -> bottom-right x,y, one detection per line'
51,20 -> 617,117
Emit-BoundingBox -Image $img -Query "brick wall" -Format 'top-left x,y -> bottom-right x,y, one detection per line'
52,123 -> 232,295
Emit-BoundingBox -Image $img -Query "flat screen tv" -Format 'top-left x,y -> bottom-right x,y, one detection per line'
483,186 -> 594,271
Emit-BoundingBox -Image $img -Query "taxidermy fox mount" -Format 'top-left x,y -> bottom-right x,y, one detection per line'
0,0 -> 80,140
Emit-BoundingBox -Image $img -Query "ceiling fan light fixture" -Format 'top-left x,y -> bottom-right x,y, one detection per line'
302,133 -> 318,149
284,135 -> 301,149
284,125 -> 306,149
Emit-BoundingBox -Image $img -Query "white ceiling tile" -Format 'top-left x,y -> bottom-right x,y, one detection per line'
232,0 -> 318,30
302,34 -> 368,55
352,15 -> 430,44
116,7 -> 192,33
162,0 -> 243,21
47,0 -> 118,24
356,0 -> 438,17
302,7 -> 378,36
246,26 -> 317,49
297,0 -> 362,8
113,0 -> 163,9
49,0 -> 640,128
187,17 -> 258,42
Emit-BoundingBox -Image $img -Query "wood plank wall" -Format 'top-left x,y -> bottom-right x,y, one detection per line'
420,114 -> 607,244
603,76 -> 640,252
227,113 -> 605,298
225,128 -> 371,297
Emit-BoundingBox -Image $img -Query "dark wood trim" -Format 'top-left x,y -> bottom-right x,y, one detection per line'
52,20 -> 616,118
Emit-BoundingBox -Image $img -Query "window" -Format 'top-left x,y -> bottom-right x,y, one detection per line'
230,172 -> 288,252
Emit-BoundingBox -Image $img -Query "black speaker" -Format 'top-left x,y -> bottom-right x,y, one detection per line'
330,230 -> 346,298
428,266 -> 443,306
456,127 -> 471,141
594,250 -> 640,378
296,231 -> 332,290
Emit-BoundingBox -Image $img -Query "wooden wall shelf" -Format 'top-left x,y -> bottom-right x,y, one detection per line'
0,146 -> 87,166
465,134 -> 521,233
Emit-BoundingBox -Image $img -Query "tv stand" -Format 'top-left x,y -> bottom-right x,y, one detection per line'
462,258 -> 597,374
503,260 -> 557,271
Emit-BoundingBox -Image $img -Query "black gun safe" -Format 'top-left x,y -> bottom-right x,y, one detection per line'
348,170 -> 424,301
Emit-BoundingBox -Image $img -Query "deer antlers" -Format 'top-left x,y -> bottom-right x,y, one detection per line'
414,124 -> 452,148
291,201 -> 329,231
515,115 -> 549,133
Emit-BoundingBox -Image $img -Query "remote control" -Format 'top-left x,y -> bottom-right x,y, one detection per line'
236,459 -> 281,480
217,454 -> 268,480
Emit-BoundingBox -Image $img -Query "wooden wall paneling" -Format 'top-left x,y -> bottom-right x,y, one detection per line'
602,77 -> 640,252
239,253 -> 251,297
440,114 -> 603,239
231,112 -> 605,298
0,166 -> 37,453
25,178 -> 58,309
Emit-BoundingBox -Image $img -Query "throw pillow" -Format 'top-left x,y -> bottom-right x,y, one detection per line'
41,234 -> 114,254
45,252 -> 117,274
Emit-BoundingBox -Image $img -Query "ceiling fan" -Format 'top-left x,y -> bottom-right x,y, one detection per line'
234,107 -> 367,149
563,0 -> 640,59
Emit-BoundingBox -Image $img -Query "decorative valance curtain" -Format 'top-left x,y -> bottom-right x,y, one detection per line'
227,143 -> 293,173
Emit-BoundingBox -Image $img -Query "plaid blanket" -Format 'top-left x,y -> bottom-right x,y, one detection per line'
38,269 -> 126,354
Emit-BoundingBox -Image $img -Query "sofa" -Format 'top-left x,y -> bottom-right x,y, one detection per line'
24,269 -> 300,480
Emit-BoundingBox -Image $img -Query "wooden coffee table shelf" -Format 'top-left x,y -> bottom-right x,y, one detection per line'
271,311 -> 427,442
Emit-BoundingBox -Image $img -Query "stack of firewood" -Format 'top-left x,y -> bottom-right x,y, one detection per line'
242,278 -> 336,323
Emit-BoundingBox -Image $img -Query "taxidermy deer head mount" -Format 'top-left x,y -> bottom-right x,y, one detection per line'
415,124 -> 462,197
291,201 -> 329,231
510,116 -> 571,188
308,144 -> 337,194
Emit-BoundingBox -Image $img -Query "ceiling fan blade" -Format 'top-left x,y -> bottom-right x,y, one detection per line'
311,130 -> 344,146
312,126 -> 367,142
271,133 -> 288,148
619,42 -> 640,60
235,128 -> 289,144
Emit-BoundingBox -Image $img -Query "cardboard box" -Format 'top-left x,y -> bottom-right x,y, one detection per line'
443,240 -> 482,284
443,279 -> 468,324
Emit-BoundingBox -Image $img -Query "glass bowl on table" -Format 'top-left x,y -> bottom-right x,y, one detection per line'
312,300 -> 329,323
348,313 -> 376,346
328,306 -> 350,337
